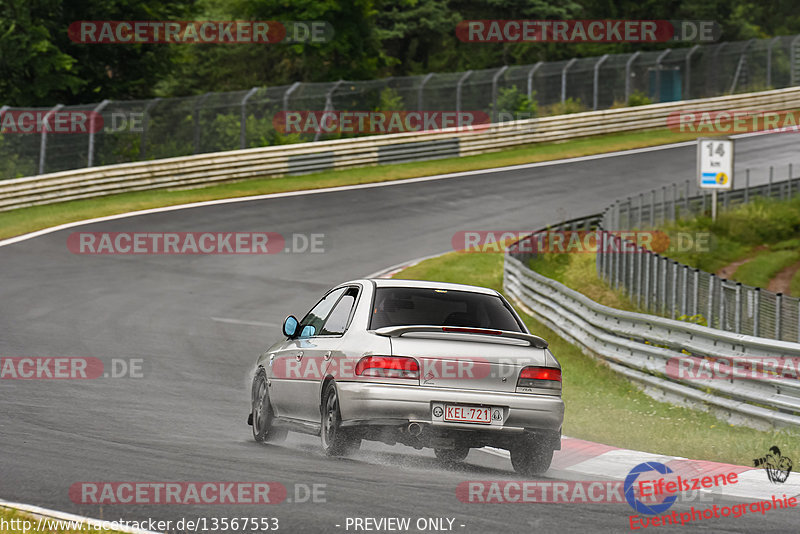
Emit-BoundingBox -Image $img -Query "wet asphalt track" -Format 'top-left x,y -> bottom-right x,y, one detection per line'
1,134 -> 799,533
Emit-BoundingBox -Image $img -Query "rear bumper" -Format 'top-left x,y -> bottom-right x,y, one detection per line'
335,381 -> 563,438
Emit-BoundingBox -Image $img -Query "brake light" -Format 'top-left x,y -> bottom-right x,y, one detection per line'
442,326 -> 502,335
517,366 -> 561,389
355,356 -> 419,379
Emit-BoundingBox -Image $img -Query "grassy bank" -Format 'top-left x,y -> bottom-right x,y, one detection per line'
0,128 -> 706,241
660,195 -> 800,294
394,251 -> 800,465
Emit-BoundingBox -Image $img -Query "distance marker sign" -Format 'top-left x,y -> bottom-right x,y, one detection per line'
697,138 -> 733,190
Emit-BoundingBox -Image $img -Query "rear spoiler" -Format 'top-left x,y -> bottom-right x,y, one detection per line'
374,325 -> 548,349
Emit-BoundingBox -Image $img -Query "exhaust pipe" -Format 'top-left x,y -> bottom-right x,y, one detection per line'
407,422 -> 422,436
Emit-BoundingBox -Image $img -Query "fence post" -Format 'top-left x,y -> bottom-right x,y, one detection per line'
315,80 -> 344,142
653,254 -> 661,313
681,264 -> 689,317
38,104 -> 64,175
661,186 -> 667,224
527,62 -> 543,100
744,169 -> 750,203
692,268 -> 700,316
753,287 -> 760,337
670,261 -> 678,319
139,97 -> 161,159
456,70 -> 473,116
788,163 -> 793,199
735,283 -> 742,333
768,166 -> 773,198
644,250 -> 651,311
596,230 -> 604,280
624,51 -> 641,102
193,92 -> 212,155
417,73 -> 433,111
708,273 -> 716,329
792,35 -> 800,85
767,36 -> 781,88
593,54 -> 609,110
775,293 -> 783,340
491,66 -> 509,122
240,87 -> 259,149
636,245 -> 643,307
654,49 -> 672,102
659,256 -> 668,315
561,58 -> 577,104
283,81 -> 301,114
614,235 -> 621,289
671,183 -> 677,221
685,44 -> 700,99
719,279 -> 727,330
87,99 -> 111,168
637,193 -> 643,228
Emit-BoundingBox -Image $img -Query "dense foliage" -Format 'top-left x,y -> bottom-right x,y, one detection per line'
1,0 -> 799,105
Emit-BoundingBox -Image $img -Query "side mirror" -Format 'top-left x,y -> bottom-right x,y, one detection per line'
283,316 -> 299,338
300,325 -> 316,338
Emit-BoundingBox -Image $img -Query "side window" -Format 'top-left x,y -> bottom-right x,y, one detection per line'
320,288 -> 359,335
298,287 -> 347,338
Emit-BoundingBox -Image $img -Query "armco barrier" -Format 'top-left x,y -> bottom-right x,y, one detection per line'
504,219 -> 800,430
3,87 -> 800,212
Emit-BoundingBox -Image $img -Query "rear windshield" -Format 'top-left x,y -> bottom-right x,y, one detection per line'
370,287 -> 523,332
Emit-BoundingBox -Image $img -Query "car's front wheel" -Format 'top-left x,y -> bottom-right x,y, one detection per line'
320,382 -> 361,456
251,369 -> 287,443
510,435 -> 553,476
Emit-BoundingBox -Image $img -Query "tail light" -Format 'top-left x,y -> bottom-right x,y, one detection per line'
355,356 -> 419,379
518,366 -> 561,390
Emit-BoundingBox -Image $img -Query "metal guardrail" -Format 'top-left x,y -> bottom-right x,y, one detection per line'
4,87 -> 800,212
504,252 -> 800,431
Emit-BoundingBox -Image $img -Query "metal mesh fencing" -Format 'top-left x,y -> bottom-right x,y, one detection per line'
4,33 -> 800,179
595,164 -> 800,342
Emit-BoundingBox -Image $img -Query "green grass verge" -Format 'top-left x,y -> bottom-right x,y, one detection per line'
733,249 -> 800,288
394,251 -> 800,465
0,128 -> 706,240
0,507 -> 128,533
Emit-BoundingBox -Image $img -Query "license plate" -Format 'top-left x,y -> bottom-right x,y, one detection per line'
443,404 -> 491,424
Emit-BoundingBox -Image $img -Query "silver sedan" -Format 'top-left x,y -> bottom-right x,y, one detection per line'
248,279 -> 564,475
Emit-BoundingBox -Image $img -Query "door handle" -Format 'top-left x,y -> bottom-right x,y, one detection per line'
295,351 -> 303,361
324,351 -> 332,361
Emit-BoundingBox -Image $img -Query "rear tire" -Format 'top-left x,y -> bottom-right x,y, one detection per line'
434,447 -> 469,463
320,382 -> 361,456
510,436 -> 553,476
251,369 -> 287,443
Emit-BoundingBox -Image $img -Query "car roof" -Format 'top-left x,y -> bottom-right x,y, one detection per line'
343,278 -> 500,296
